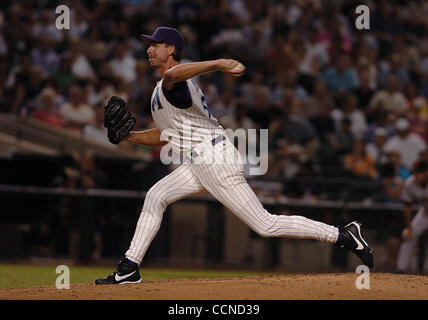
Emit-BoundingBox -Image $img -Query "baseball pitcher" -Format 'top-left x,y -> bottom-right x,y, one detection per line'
96,27 -> 373,284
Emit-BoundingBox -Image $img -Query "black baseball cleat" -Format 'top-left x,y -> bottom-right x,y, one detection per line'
95,258 -> 142,285
336,221 -> 374,268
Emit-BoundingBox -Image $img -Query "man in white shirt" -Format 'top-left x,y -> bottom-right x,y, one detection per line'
369,75 -> 408,116
60,84 -> 95,130
110,42 -> 137,83
384,118 -> 427,170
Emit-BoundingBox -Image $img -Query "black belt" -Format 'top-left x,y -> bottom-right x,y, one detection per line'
190,135 -> 225,158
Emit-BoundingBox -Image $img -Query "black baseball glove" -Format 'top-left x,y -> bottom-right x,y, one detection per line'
104,96 -> 136,145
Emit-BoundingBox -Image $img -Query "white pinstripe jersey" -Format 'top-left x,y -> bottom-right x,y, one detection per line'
151,78 -> 225,155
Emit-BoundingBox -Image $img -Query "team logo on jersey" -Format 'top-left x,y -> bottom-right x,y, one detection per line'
151,87 -> 163,111
190,80 -> 211,118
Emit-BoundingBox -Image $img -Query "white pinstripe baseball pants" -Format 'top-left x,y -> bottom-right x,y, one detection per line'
125,137 -> 339,264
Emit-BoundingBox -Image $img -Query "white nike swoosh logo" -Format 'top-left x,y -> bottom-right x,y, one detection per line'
115,270 -> 137,282
348,231 -> 364,250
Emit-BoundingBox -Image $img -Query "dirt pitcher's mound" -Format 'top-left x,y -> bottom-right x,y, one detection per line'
1,273 -> 427,300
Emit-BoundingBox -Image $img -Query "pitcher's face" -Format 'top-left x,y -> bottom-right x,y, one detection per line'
146,43 -> 174,67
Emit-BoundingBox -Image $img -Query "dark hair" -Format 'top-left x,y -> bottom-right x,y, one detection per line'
172,48 -> 182,62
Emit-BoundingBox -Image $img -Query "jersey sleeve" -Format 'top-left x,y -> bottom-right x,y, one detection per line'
161,81 -> 192,109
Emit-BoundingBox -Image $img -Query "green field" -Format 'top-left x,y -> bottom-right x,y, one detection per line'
0,263 -> 275,289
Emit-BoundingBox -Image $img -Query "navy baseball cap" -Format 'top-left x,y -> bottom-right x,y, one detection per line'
141,27 -> 184,53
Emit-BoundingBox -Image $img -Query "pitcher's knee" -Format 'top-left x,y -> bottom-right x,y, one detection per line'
143,186 -> 168,213
248,211 -> 278,237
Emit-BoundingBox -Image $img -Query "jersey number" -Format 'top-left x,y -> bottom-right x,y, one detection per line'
191,80 -> 211,118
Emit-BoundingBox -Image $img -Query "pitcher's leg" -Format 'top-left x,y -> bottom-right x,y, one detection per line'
126,164 -> 206,264
397,209 -> 428,272
192,162 -> 339,243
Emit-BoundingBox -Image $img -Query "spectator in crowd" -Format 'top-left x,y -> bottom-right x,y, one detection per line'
405,84 -> 428,142
69,38 -> 96,81
30,34 -> 60,76
353,64 -> 375,113
321,54 -> 357,93
81,26 -> 110,67
199,75 -> 231,118
329,118 -> 355,157
377,161 -> 404,203
220,103 -> 257,159
31,87 -> 64,128
86,72 -> 115,107
354,44 -> 378,90
331,93 -> 367,139
366,127 -> 388,167
299,27 -> 329,79
82,104 -> 112,147
405,81 -> 426,112
385,150 -> 411,181
275,89 -> 319,159
179,24 -> 200,61
112,78 -> 131,102
60,84 -> 95,132
26,65 -> 45,102
240,69 -> 270,109
276,143 -> 308,179
109,41 -> 137,84
408,104 -> 428,143
309,100 -> 335,145
368,75 -> 409,119
68,2 -> 91,39
31,9 -> 64,44
418,149 -> 428,163
129,59 -> 151,105
6,65 -> 44,114
344,138 -> 378,180
219,103 -> 255,132
272,69 -> 308,105
364,110 -> 395,143
51,54 -> 76,94
384,118 -> 427,170
7,77 -> 27,114
247,88 -> 272,129
5,52 -> 32,89
379,52 -> 410,88
303,79 -> 333,118
3,4 -> 32,54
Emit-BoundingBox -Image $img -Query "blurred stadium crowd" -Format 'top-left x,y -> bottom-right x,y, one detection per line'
1,0 -> 428,268
1,0 -> 428,198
